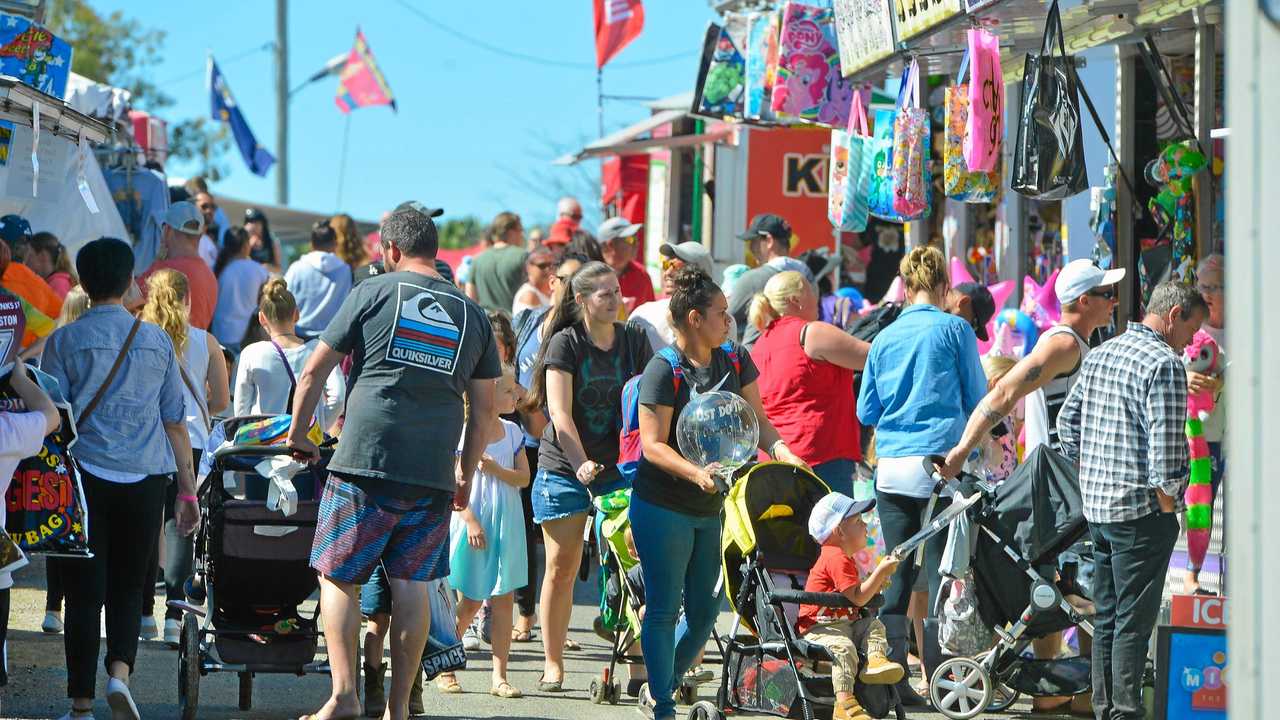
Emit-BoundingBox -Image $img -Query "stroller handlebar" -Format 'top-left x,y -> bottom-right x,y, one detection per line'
211,444 -> 310,461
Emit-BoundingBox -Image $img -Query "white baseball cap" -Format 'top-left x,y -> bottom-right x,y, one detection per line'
659,241 -> 713,276
598,216 -> 643,244
1055,259 -> 1126,306
808,492 -> 876,544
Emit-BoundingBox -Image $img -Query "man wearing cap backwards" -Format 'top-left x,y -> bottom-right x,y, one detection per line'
140,201 -> 220,331
727,213 -> 812,349
799,492 -> 903,720
599,216 -> 654,316
287,203 -> 500,720
941,258 -> 1123,714
628,241 -> 736,352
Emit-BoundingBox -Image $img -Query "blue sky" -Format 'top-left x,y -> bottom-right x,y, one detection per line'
92,1 -> 718,228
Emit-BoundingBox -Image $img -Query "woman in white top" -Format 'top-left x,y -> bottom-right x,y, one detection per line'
140,269 -> 230,644
212,226 -> 271,350
511,248 -> 555,317
234,277 -> 345,434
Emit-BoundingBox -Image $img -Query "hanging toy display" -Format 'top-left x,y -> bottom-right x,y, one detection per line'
1145,140 -> 1207,283
990,309 -> 1040,358
1182,329 -> 1221,570
1090,165 -> 1118,270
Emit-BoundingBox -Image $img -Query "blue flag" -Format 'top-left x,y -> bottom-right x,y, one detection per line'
208,57 -> 275,177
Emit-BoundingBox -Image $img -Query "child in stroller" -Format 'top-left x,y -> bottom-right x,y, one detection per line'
800,493 -> 905,720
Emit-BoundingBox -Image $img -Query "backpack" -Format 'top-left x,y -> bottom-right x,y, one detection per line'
846,301 -> 902,344
616,341 -> 742,484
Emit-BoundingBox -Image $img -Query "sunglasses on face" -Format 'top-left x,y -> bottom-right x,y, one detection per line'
661,257 -> 685,272
198,203 -> 215,212
530,260 -> 554,270
1197,283 -> 1223,295
1087,288 -> 1117,300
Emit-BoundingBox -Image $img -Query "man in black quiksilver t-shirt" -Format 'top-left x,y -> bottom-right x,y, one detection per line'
288,204 -> 500,720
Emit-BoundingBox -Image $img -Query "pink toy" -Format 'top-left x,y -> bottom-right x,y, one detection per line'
1182,328 -> 1221,572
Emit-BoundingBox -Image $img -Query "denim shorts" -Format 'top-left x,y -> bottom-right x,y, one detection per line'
531,467 -> 627,523
360,563 -> 392,618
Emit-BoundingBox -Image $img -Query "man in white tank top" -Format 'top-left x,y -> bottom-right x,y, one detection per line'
939,258 -> 1123,714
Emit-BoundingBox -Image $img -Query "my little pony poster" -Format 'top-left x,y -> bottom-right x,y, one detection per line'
770,2 -> 853,128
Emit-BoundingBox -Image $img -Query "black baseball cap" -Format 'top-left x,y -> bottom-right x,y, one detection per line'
392,201 -> 444,218
0,214 -> 32,249
737,213 -> 792,245
953,282 -> 995,341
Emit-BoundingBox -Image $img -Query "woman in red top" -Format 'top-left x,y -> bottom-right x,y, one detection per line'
748,271 -> 871,495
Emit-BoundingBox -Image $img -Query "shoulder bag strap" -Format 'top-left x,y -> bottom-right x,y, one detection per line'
1074,74 -> 1143,222
176,359 -> 211,430
955,47 -> 970,86
77,317 -> 142,428
270,340 -> 299,412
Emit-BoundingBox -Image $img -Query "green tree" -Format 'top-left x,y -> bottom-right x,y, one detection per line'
46,0 -> 230,176
438,217 -> 485,250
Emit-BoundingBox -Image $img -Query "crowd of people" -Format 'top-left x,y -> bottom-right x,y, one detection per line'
0,185 -> 1226,720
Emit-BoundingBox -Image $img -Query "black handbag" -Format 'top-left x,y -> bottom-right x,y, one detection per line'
1011,0 -> 1089,200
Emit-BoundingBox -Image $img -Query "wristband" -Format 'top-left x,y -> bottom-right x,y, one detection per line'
768,439 -> 787,459
177,493 -> 198,503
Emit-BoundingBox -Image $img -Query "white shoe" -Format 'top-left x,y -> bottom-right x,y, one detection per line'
106,676 -> 141,720
42,610 -> 63,634
164,618 -> 181,647
139,615 -> 158,640
461,626 -> 481,651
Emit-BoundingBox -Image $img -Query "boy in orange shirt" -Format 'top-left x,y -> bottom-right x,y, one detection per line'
799,493 -> 904,720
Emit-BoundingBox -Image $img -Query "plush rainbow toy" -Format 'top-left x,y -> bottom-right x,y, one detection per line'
1183,329 -> 1221,568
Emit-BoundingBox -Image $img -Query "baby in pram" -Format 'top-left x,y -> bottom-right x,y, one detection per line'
800,493 -> 905,720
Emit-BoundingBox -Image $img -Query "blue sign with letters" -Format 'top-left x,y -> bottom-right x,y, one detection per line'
0,13 -> 72,98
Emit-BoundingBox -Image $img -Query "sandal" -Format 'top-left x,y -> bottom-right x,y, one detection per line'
564,638 -> 581,651
435,674 -> 462,694
512,628 -> 536,642
537,676 -> 565,692
491,681 -> 523,698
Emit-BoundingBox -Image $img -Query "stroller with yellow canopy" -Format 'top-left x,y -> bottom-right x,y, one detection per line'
687,463 -> 904,720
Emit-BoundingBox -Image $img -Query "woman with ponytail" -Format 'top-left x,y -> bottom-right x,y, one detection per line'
140,268 -> 230,644
854,245 -> 987,705
632,266 -> 806,720
520,260 -> 651,692
233,277 -> 346,434
748,270 -> 871,495
212,225 -> 270,350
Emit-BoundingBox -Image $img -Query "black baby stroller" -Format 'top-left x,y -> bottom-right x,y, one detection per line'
914,447 -> 1095,720
695,462 -> 903,720
170,416 -> 330,720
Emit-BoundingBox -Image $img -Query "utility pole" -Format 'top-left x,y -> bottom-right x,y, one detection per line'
275,0 -> 289,205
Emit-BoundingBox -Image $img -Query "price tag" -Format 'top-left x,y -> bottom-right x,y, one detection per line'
30,101 -> 38,197
76,130 -> 99,214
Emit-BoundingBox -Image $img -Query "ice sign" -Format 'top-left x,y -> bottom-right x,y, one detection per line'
675,390 -> 759,477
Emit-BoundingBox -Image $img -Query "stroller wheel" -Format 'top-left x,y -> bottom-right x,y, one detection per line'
986,681 -> 1020,712
238,672 -> 253,711
607,681 -> 622,705
689,700 -> 724,720
178,615 -> 201,720
929,657 -> 993,720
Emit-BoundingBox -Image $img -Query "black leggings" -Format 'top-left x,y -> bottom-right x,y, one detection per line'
875,488 -> 952,617
45,558 -> 64,612
514,445 -> 542,619
63,471 -> 167,699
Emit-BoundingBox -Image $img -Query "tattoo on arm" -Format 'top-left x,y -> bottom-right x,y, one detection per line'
1022,364 -> 1044,384
979,400 -> 1003,424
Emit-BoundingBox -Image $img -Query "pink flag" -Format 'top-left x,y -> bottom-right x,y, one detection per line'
595,0 -> 644,69
335,29 -> 396,114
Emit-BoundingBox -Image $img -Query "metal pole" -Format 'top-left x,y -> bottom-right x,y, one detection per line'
596,68 -> 605,140
1114,47 -> 1137,329
275,0 -> 289,206
336,113 -> 352,210
1193,11 -> 1217,256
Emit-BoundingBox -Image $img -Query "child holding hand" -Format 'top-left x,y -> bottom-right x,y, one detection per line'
441,367 -> 531,699
799,493 -> 904,720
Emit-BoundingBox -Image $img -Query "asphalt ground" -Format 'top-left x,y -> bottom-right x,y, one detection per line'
1,553 -> 1074,720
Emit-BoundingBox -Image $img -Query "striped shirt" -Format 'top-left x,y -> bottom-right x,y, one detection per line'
1057,323 -> 1189,524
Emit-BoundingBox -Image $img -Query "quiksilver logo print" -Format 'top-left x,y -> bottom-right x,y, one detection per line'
387,282 -> 466,375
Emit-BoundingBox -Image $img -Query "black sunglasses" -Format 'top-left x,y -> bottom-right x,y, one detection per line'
1087,288 -> 1117,300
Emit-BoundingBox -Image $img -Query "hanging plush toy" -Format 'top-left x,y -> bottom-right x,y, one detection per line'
1182,329 -> 1221,568
1146,141 -> 1207,283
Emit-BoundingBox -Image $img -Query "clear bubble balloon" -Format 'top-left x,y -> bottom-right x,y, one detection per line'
676,390 -> 760,472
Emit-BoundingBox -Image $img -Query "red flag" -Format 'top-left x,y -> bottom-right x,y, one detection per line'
335,28 -> 396,114
594,0 -> 644,69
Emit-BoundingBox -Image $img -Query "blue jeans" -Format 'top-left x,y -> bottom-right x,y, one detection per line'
1089,511 -> 1180,720
812,458 -> 856,497
629,496 -> 723,720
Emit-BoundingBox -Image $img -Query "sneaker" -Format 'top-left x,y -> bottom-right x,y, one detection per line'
106,677 -> 141,720
859,652 -> 905,685
163,618 -> 181,647
834,697 -> 871,720
139,615 -> 158,641
41,611 -> 63,634
636,682 -> 655,720
480,603 -> 492,645
461,625 -> 481,651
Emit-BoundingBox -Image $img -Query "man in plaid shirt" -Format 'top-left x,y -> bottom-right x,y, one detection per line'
1058,281 -> 1207,720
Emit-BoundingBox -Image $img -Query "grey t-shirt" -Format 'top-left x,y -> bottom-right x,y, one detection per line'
470,244 -> 528,313
321,270 -> 501,492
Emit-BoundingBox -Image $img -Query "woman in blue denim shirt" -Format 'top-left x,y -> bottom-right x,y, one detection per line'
855,246 -> 986,704
519,261 -> 651,691
41,238 -> 200,720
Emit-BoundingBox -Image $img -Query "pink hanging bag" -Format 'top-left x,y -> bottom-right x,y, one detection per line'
965,27 -> 1003,173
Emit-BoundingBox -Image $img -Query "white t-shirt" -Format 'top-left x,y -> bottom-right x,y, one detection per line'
212,258 -> 270,346
0,411 -> 48,589
181,327 -> 213,450
627,297 -> 739,353
511,282 -> 551,317
198,234 -> 218,269
875,455 -> 934,499
233,339 -> 346,430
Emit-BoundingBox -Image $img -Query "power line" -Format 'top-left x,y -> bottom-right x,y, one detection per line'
159,42 -> 275,87
392,0 -> 695,70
